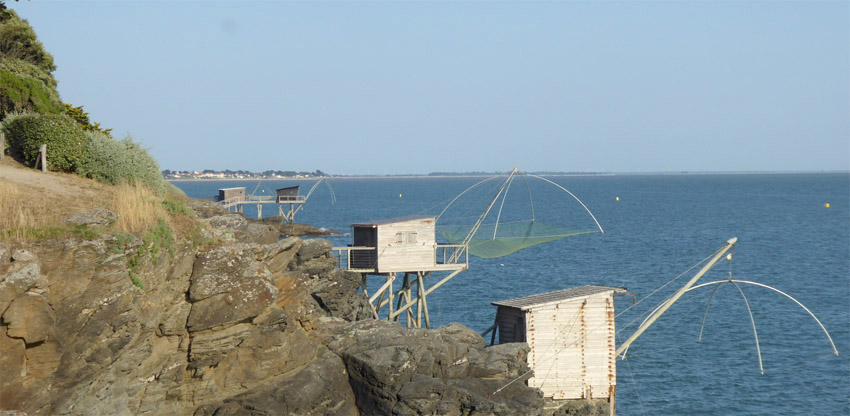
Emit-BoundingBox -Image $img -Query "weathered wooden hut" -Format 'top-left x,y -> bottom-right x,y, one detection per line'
218,187 -> 245,202
275,186 -> 300,202
491,285 -> 626,401
351,215 -> 446,273
335,215 -> 468,329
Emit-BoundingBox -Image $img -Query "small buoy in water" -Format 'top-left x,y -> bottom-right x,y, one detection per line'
825,203 -> 830,208
500,264 -> 505,267
399,194 -> 402,198
726,253 -> 733,261
616,196 -> 620,201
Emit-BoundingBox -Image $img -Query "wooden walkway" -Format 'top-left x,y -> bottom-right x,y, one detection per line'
219,195 -> 307,223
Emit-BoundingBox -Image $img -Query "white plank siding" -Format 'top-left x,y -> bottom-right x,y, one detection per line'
375,218 -> 437,273
493,286 -> 624,401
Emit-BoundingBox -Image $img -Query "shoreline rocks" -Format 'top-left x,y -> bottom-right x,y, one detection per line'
0,200 -> 608,416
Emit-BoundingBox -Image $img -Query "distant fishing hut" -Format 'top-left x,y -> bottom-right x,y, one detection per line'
335,215 -> 468,328
215,183 -> 315,223
490,286 -> 626,404
218,187 -> 246,204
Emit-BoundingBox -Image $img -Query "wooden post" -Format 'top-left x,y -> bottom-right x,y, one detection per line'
38,144 -> 47,172
609,385 -> 616,416
0,130 -> 5,161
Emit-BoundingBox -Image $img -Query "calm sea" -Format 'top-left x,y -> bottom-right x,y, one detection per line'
173,173 -> 850,416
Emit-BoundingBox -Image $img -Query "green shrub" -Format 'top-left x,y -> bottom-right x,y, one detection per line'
0,10 -> 56,73
77,132 -> 165,191
162,194 -> 190,216
0,67 -> 63,117
1,113 -> 88,172
64,103 -> 111,135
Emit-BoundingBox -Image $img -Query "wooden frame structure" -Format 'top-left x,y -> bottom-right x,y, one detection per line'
334,215 -> 468,329
216,181 -> 322,223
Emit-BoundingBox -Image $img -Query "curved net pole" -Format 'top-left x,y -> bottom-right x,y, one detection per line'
435,175 -> 502,222
698,284 -> 723,342
518,173 -> 536,222
526,174 -> 604,234
731,281 -> 764,375
688,280 -> 839,356
304,179 -> 323,200
325,180 -> 337,204
492,174 -> 517,240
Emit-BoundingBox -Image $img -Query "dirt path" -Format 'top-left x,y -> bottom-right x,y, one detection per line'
0,157 -> 97,197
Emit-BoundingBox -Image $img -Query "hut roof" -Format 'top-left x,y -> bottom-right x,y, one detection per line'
351,215 -> 435,228
492,285 -> 627,310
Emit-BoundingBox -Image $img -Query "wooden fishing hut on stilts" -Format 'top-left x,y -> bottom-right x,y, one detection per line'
488,286 -> 626,411
334,215 -> 468,329
215,181 -> 328,223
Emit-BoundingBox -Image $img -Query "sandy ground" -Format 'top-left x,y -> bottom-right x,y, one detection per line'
0,156 -> 99,197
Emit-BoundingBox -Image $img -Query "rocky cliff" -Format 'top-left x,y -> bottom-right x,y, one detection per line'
0,200 -> 607,416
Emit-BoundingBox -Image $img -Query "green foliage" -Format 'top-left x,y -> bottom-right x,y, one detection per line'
0,9 -> 62,120
144,218 -> 175,264
77,131 -> 166,191
124,218 -> 174,290
129,271 -> 145,290
63,103 -> 111,135
162,194 -> 190,216
0,9 -> 56,73
1,113 -> 88,172
0,65 -> 63,117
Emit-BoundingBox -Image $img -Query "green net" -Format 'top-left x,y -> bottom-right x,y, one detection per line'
437,221 -> 597,259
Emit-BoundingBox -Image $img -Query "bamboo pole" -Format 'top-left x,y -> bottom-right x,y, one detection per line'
616,237 -> 737,358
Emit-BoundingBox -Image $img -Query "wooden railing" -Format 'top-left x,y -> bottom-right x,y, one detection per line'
333,246 -> 377,271
333,244 -> 468,272
435,244 -> 468,267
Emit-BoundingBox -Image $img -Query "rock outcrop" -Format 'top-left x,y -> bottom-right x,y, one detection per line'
0,201 -> 607,415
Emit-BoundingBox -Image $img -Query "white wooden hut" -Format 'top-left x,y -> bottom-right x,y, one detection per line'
351,215 -> 446,273
491,285 -> 626,401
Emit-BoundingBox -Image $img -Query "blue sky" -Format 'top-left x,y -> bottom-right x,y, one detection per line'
9,1 -> 849,175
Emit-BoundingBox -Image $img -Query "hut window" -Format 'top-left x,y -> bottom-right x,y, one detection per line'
395,231 -> 418,244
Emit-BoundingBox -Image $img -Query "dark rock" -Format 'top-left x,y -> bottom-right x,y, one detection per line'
207,215 -> 247,233
65,208 -> 119,227
468,342 -> 530,379
243,222 -> 278,244
326,320 -> 544,415
310,269 -> 372,321
200,347 -> 358,416
395,376 -> 544,416
297,238 -> 334,262
545,399 -> 610,416
187,199 -> 230,219
250,217 -> 339,237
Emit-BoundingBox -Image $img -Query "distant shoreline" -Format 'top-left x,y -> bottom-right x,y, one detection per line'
166,170 -> 848,182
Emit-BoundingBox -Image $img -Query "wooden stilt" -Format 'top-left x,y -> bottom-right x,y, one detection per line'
387,273 -> 395,321
418,272 -> 431,329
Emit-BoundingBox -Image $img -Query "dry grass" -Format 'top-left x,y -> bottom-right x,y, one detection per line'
111,184 -> 168,234
1,161 -> 197,242
0,180 -> 38,240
